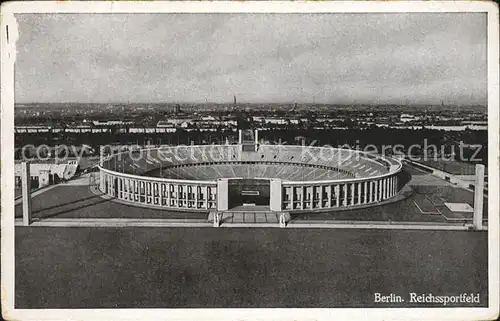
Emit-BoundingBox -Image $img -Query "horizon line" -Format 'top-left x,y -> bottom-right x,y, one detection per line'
14,102 -> 488,107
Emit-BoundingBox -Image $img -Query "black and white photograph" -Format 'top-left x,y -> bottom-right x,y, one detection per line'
1,1 -> 499,320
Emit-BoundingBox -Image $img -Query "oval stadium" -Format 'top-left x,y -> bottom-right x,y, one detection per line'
98,130 -> 403,213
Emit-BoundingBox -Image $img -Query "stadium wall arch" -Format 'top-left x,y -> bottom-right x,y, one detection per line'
98,144 -> 403,213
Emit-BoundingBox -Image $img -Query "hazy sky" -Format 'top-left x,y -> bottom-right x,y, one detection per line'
15,13 -> 487,105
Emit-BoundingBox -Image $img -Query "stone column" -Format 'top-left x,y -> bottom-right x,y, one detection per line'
473,164 -> 485,230
109,176 -> 114,197
363,181 -> 369,204
326,185 -> 332,208
21,162 -> 32,226
203,185 -> 209,209
154,182 -> 159,204
123,178 -> 127,200
216,179 -> 229,211
168,183 -> 173,207
319,186 -> 323,208
350,183 -> 355,205
342,184 -> 348,206
195,185 -> 199,209
184,184 -> 189,207
270,179 -> 283,211
176,184 -> 181,207
325,185 -> 331,208
127,178 -> 132,200
117,178 -> 122,199
357,182 -> 362,205
299,186 -> 304,209
335,185 -> 340,207
160,183 -> 164,206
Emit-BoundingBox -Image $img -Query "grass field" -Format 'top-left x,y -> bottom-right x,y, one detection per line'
15,227 -> 488,308
418,159 -> 478,175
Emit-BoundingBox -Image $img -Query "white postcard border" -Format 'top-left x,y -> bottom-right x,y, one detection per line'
1,1 -> 498,320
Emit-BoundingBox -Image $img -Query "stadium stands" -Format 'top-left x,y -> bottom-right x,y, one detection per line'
99,143 -> 402,212
102,145 -> 391,181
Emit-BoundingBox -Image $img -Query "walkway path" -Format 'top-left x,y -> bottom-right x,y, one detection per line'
15,217 -> 485,231
61,173 -> 93,186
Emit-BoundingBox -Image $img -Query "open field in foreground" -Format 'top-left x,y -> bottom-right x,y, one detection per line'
16,227 -> 488,308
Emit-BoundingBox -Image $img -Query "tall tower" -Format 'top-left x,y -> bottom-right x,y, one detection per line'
473,164 -> 485,230
234,95 -> 237,106
21,162 -> 32,226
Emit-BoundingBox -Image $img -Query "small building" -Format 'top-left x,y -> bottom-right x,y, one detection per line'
400,114 -> 420,123
92,120 -> 133,126
156,121 -> 176,128
159,118 -> 194,127
263,118 -> 286,125
14,162 -> 79,190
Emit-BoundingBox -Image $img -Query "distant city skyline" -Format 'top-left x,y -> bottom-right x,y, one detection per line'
15,13 -> 487,105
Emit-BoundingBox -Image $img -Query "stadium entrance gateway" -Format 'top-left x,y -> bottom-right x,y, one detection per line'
215,177 -> 283,212
213,129 -> 280,210
228,179 -> 270,208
